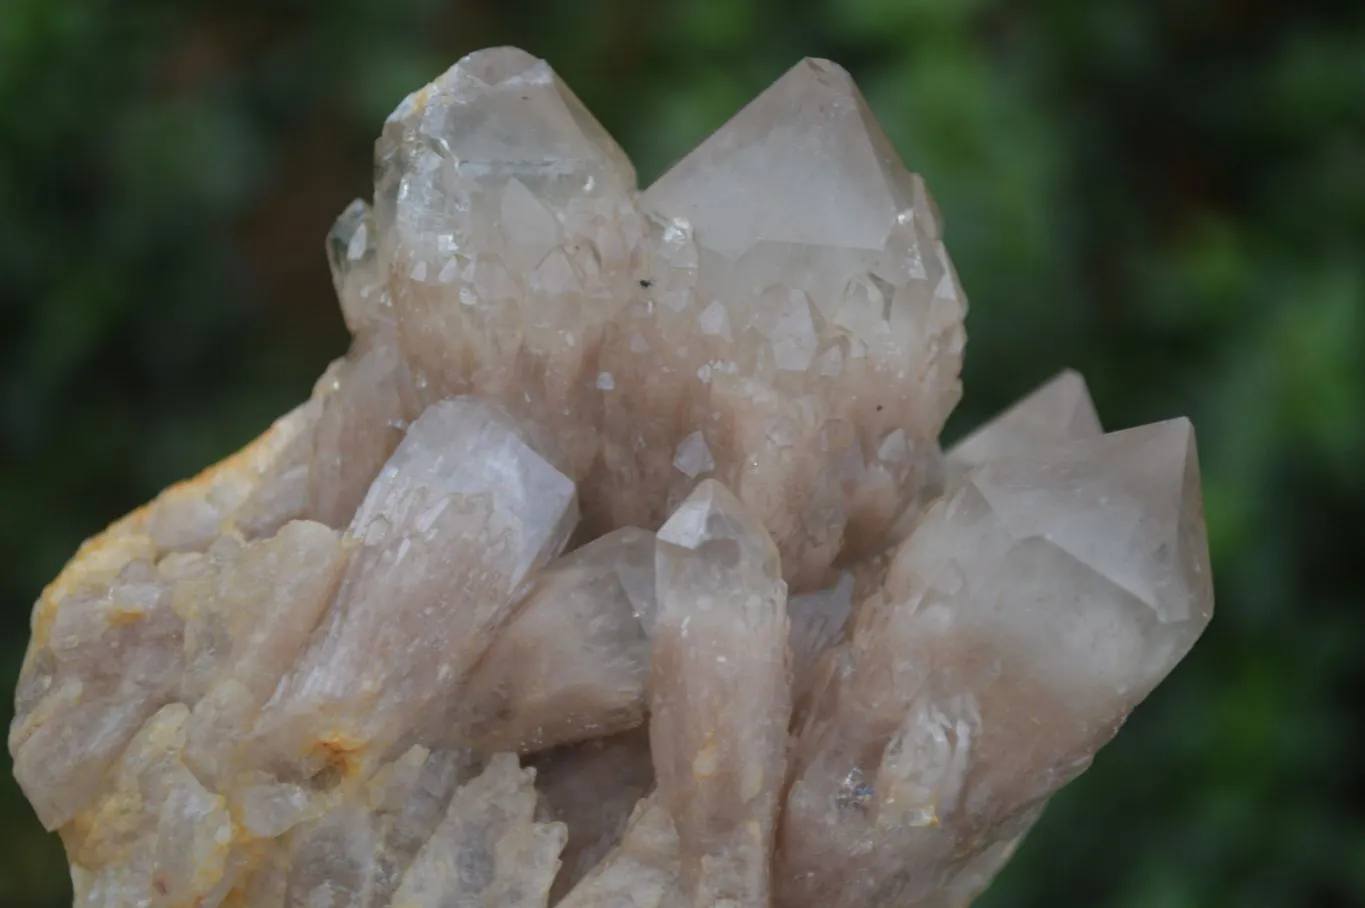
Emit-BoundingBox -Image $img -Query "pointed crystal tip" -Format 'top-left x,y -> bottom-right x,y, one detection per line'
968,416 -> 1213,627
381,45 -> 634,187
950,369 -> 1102,468
451,46 -> 544,86
657,480 -> 782,579
641,56 -> 923,258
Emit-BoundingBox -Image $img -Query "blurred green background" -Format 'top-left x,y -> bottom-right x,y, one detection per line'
3,0 -> 1363,905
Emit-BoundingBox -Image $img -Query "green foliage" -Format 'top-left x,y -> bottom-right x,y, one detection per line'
2,0 -> 1362,904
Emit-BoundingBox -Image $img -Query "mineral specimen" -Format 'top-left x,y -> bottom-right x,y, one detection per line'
10,46 -> 1214,908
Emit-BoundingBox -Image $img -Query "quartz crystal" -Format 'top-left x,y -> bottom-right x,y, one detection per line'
650,481 -> 791,907
10,46 -> 1214,908
776,419 -> 1211,907
948,368 -> 1102,470
599,59 -> 964,590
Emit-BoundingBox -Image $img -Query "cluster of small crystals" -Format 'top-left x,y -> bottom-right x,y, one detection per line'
9,48 -> 1214,908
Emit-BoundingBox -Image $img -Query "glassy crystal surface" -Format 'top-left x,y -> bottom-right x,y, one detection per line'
9,46 -> 1214,908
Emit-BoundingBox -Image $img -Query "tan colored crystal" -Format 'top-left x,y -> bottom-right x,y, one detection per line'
949,368 -> 1101,470
307,343 -> 417,530
597,58 -> 965,590
531,728 -> 656,902
375,47 -> 644,484
776,419 -> 1213,907
462,528 -> 656,755
246,397 -> 577,782
882,368 -> 1099,551
650,480 -> 791,907
557,794 -> 685,908
10,46 -> 1215,908
388,753 -> 565,908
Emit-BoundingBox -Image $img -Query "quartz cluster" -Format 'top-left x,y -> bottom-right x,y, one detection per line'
10,48 -> 1214,908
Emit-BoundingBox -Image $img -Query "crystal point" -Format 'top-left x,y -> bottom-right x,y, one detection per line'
776,421 -> 1214,907
651,480 -> 791,908
642,58 -> 923,257
247,397 -> 577,780
376,48 -> 643,485
462,527 -> 655,755
968,417 -> 1211,624
949,368 -> 1102,469
598,58 -> 966,590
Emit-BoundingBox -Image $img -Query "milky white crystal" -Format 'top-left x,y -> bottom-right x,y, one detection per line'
10,45 -> 1214,908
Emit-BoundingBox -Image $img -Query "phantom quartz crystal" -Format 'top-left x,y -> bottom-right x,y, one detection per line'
10,47 -> 1213,908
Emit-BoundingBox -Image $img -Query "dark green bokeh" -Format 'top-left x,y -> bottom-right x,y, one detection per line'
3,1 -> 1363,905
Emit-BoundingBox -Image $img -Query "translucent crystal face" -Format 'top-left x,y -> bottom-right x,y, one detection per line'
9,47 -> 1213,908
593,59 -> 966,590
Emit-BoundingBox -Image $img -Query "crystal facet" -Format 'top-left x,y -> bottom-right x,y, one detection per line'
246,397 -> 577,782
650,480 -> 791,908
462,527 -> 656,755
10,47 -> 1214,908
949,368 -> 1102,470
375,47 -> 643,486
776,419 -> 1212,907
597,58 -> 966,590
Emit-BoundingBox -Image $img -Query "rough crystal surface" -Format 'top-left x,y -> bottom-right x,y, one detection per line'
530,728 -> 656,902
776,419 -> 1212,907
599,58 -> 965,590
375,46 -> 643,487
650,480 -> 791,908
11,46 -> 1214,908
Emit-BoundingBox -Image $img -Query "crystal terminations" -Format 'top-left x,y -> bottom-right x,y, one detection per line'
10,48 -> 1213,908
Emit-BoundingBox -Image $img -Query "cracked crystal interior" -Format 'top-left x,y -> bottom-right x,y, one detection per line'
10,47 -> 1213,908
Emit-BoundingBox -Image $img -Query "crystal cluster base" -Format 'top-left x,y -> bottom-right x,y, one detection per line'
10,48 -> 1213,908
